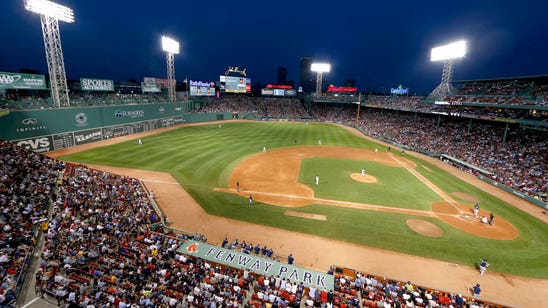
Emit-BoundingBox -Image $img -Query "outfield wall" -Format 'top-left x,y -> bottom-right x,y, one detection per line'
0,103 -> 190,153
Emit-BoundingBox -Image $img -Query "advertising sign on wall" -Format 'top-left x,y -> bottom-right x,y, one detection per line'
80,78 -> 115,91
0,72 -> 47,90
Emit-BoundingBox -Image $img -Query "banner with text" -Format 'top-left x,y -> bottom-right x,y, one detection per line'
80,78 -> 115,91
0,72 -> 47,90
178,241 -> 334,290
144,77 -> 170,89
141,82 -> 161,93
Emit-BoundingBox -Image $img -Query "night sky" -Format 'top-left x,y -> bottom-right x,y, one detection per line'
1,0 -> 547,94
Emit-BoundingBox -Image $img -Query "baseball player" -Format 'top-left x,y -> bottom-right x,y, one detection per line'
315,175 -> 319,185
263,146 -> 267,152
361,168 -> 366,177
248,194 -> 253,206
474,203 -> 480,218
479,258 -> 489,276
138,138 -> 142,145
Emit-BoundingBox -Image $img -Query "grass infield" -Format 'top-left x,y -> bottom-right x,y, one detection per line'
59,121 -> 548,278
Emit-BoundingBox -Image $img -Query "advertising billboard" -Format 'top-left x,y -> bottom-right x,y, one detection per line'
0,72 -> 47,90
144,77 -> 170,89
190,86 -> 215,96
219,76 -> 251,93
178,241 -> 334,291
80,78 -> 114,91
327,85 -> 358,93
190,80 -> 215,96
141,82 -> 161,93
390,85 -> 409,95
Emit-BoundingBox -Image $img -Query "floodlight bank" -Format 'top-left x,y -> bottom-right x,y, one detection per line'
162,36 -> 180,54
311,63 -> 331,73
430,40 -> 466,62
25,0 -> 74,23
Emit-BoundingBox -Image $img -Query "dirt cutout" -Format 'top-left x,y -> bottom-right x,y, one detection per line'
285,210 -> 327,221
452,192 -> 481,203
432,202 -> 518,240
406,219 -> 444,238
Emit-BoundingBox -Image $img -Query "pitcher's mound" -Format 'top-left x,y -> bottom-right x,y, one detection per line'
350,173 -> 378,183
406,219 -> 443,238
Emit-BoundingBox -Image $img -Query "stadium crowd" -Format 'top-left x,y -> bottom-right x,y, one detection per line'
365,96 -> 547,122
0,140 -> 64,306
191,96 -> 310,119
220,238 -> 279,261
69,93 -> 166,107
0,92 -> 167,110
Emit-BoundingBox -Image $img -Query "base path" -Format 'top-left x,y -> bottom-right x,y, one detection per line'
46,121 -> 548,308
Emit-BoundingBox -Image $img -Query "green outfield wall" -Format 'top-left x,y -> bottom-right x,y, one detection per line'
0,103 -> 194,153
181,112 -> 233,123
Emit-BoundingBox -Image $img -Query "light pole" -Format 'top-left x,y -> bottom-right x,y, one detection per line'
25,0 -> 74,107
429,40 -> 467,99
311,63 -> 330,96
355,93 -> 361,128
161,35 -> 180,103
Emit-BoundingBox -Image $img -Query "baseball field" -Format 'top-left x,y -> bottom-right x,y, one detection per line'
56,121 -> 548,282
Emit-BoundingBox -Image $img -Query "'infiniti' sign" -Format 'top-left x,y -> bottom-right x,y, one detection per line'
22,118 -> 38,125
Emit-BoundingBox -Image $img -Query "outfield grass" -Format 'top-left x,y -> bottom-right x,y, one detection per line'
59,121 -> 548,278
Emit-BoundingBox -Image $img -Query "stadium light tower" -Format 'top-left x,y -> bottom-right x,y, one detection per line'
311,63 -> 331,95
429,40 -> 467,98
161,35 -> 180,103
25,0 -> 74,108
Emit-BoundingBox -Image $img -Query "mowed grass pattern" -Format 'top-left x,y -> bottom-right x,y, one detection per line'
299,157 -> 440,209
60,121 -> 548,278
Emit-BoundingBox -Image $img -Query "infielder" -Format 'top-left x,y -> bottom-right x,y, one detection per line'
473,203 -> 480,218
263,146 -> 267,152
479,258 -> 489,276
361,168 -> 366,177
